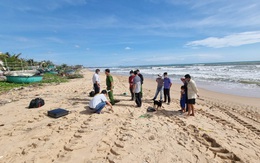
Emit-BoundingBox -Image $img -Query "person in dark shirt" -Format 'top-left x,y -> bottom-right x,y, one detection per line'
129,70 -> 135,101
163,72 -> 172,105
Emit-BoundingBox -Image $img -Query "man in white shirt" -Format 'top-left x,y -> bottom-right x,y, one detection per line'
89,90 -> 113,114
92,69 -> 100,94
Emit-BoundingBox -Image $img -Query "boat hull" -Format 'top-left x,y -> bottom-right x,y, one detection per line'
6,76 -> 43,83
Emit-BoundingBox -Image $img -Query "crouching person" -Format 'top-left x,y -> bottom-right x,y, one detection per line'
88,90 -> 113,114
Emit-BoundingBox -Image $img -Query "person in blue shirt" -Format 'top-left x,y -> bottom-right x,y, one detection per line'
180,85 -> 187,113
163,72 -> 172,105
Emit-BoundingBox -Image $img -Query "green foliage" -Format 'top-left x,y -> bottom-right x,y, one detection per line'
0,81 -> 29,93
66,74 -> 84,79
0,51 -> 84,94
41,73 -> 68,83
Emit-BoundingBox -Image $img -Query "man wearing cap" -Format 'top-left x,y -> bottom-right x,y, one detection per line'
152,74 -> 164,101
184,74 -> 199,116
163,72 -> 172,105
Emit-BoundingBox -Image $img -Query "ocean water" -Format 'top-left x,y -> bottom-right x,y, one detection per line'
89,61 -> 260,98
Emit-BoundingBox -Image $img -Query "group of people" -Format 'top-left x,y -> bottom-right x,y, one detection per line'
180,74 -> 199,116
89,68 -> 199,117
152,72 -> 172,105
151,72 -> 199,116
90,68 -> 115,114
128,69 -> 144,107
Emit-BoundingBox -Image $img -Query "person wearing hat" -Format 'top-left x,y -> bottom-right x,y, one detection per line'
184,74 -> 199,116
163,72 -> 172,105
129,70 -> 135,101
152,73 -> 164,101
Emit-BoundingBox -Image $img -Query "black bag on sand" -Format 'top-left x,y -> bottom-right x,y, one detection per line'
89,91 -> 95,97
29,98 -> 45,108
47,108 -> 69,118
147,107 -> 156,112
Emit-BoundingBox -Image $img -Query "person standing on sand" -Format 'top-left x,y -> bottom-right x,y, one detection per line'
181,77 -> 188,112
180,85 -> 187,113
88,90 -> 113,114
105,69 -> 115,105
163,72 -> 172,105
92,69 -> 100,95
184,74 -> 199,116
136,69 -> 144,98
133,70 -> 142,107
129,70 -> 135,101
152,74 -> 164,101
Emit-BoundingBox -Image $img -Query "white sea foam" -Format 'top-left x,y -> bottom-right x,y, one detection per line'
89,61 -> 260,98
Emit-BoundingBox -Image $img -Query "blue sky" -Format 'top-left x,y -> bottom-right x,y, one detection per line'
1,0 -> 260,67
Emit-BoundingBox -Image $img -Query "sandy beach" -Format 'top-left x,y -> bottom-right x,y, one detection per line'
0,69 -> 259,163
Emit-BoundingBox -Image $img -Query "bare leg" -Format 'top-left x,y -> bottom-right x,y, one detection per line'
191,104 -> 195,116
187,104 -> 191,116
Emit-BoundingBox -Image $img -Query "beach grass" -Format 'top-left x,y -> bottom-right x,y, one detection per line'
0,81 -> 29,93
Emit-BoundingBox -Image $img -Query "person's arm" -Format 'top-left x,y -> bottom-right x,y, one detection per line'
106,101 -> 113,109
170,79 -> 172,88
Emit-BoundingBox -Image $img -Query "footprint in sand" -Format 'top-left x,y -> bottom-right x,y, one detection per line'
201,133 -> 241,162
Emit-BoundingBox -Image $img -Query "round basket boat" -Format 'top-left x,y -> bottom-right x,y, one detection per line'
6,75 -> 43,84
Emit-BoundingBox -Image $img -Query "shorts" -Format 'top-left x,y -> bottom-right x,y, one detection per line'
187,99 -> 196,104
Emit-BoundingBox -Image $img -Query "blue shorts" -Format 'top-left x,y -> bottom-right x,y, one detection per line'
180,100 -> 186,108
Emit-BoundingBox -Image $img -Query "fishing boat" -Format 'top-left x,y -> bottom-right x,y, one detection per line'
6,75 -> 43,83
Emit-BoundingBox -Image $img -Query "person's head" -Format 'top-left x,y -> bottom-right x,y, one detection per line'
136,69 -> 140,74
105,69 -> 110,75
180,77 -> 186,83
181,85 -> 185,90
163,72 -> 167,77
158,73 -> 162,78
101,90 -> 107,95
129,70 -> 134,75
95,69 -> 100,74
134,70 -> 138,75
184,74 -> 191,82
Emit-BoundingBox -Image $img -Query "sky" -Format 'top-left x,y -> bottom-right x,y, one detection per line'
1,0 -> 260,67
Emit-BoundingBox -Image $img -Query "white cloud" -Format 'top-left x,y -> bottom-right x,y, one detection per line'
75,45 -> 80,48
125,47 -> 131,50
186,31 -> 260,48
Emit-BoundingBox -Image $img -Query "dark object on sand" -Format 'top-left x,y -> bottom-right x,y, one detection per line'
29,98 -> 45,108
89,91 -> 95,97
147,107 -> 156,112
47,108 -> 69,118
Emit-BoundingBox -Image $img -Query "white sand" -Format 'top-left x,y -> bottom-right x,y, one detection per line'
0,69 -> 259,163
